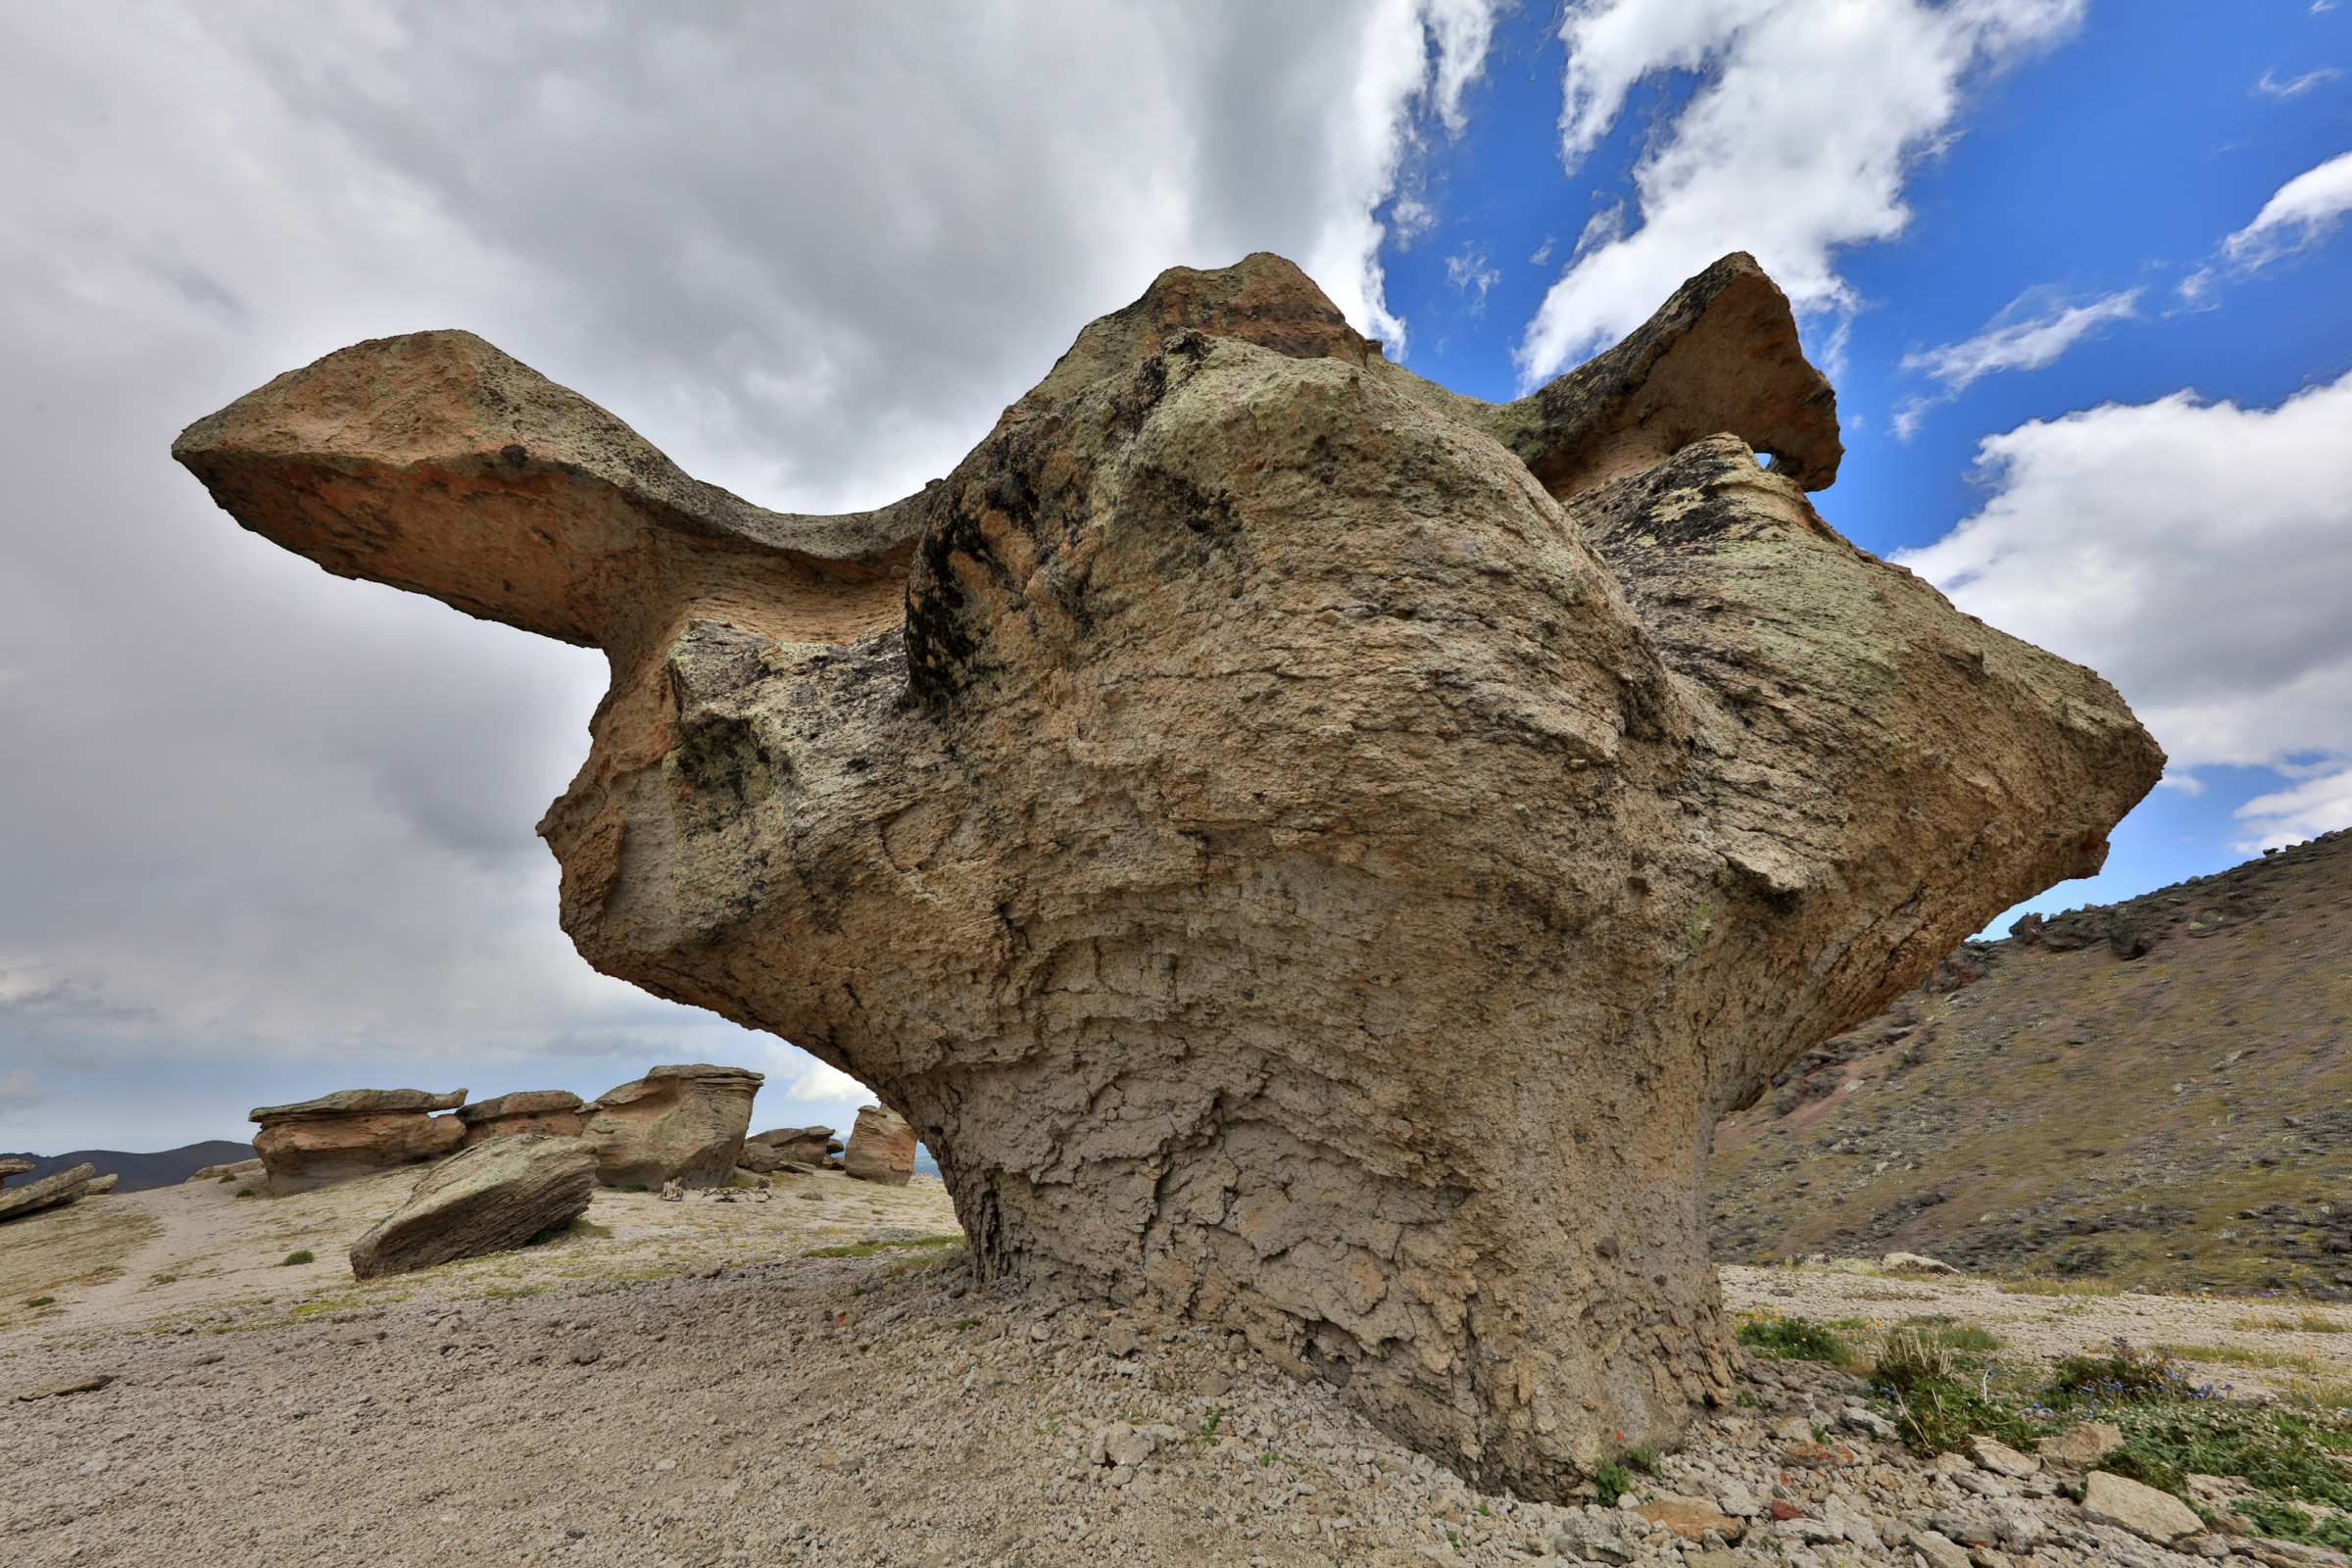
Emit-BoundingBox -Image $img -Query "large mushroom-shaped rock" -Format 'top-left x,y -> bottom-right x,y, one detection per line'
457,1090 -> 586,1144
175,251 -> 2162,1497
741,1125 -> 842,1173
578,1064 -> 760,1188
348,1134 -> 599,1279
843,1105 -> 917,1186
248,1089 -> 466,1195
0,1163 -> 97,1223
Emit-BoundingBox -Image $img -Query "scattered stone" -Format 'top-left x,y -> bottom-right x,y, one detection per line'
248,1089 -> 466,1194
0,1162 -> 98,1223
1550,1509 -> 1636,1565
580,1065 -> 760,1189
1912,1529 -> 1977,1568
1635,1497 -> 1745,1543
186,1158 -> 264,1183
15,1373 -> 115,1400
842,1105 -> 916,1187
2082,1470 -> 2205,1544
2039,1420 -> 2125,1466
1969,1435 -> 2041,1478
177,246 -> 2162,1494
457,1090 -> 585,1144
2240,1539 -> 2352,1568
1884,1250 -> 1959,1274
347,1134 -> 599,1280
1839,1405 -> 1899,1440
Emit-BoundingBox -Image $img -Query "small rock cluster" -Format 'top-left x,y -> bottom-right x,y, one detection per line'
0,1161 -> 119,1224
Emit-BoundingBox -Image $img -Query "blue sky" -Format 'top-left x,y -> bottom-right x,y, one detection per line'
3,0 -> 2349,1151
1374,0 -> 2352,924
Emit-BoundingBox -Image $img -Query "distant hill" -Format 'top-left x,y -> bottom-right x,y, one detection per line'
0,1140 -> 255,1194
1708,827 -> 2352,1298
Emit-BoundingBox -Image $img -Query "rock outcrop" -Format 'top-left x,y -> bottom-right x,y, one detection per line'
176,250 -> 2163,1497
0,1162 -> 100,1223
741,1126 -> 841,1173
578,1065 -> 760,1188
457,1090 -> 586,1144
249,1089 -> 466,1195
843,1105 -> 917,1186
348,1134 -> 598,1279
0,1158 -> 32,1184
187,1158 -> 266,1184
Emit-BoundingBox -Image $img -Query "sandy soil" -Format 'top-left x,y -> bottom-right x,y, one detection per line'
5,1175 -> 2349,1568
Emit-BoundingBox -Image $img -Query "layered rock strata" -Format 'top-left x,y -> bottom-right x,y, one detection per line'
579,1064 -> 760,1188
458,1090 -> 586,1144
249,1089 -> 466,1195
844,1105 -> 918,1186
176,251 -> 2163,1496
348,1134 -> 598,1279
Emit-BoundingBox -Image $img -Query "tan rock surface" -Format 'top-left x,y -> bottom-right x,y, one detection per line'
742,1126 -> 841,1173
580,1064 -> 760,1188
186,1157 -> 266,1183
2082,1470 -> 2205,1544
0,1157 -> 33,1185
348,1133 -> 598,1279
455,1089 -> 586,1144
248,1088 -> 467,1195
176,251 -> 2162,1495
843,1104 -> 916,1186
0,1163 -> 97,1223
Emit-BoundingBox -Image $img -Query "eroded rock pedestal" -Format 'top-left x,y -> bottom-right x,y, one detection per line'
844,1105 -> 917,1186
176,252 -> 2163,1496
580,1064 -> 760,1188
249,1089 -> 466,1195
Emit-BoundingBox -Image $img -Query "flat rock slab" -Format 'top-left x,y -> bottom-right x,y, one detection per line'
348,1134 -> 599,1279
2082,1470 -> 2204,1544
0,1162 -> 96,1222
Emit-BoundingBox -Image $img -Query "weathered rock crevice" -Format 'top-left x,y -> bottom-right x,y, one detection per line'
175,249 -> 2162,1499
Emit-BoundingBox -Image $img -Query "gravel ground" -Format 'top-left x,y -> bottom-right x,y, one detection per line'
5,1175 -> 2349,1567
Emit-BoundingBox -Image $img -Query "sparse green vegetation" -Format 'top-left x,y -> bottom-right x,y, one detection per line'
1736,1309 -> 1852,1363
234,1188 -> 257,1198
25,1295 -> 55,1306
1871,1324 -> 2038,1456
279,1250 -> 314,1266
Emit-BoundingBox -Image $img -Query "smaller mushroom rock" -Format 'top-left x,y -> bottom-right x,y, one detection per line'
348,1134 -> 599,1279
248,1089 -> 467,1195
457,1090 -> 586,1144
843,1105 -> 917,1186
0,1163 -> 96,1223
580,1064 -> 760,1188
741,1126 -> 842,1173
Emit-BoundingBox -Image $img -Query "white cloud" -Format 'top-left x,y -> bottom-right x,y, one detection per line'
0,1 -> 1496,1151
2222,148 -> 2352,269
1895,370 -> 2352,850
1890,286 -> 2140,437
2237,769 -> 2352,850
2255,66 -> 2342,99
1519,0 -> 2083,386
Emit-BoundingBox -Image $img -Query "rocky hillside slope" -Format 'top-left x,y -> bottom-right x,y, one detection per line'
1708,829 -> 2352,1296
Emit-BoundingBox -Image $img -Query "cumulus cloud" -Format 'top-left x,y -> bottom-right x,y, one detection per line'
1891,286 -> 2140,437
0,0 -> 1496,1150
2222,148 -> 2352,269
1519,0 -> 2083,386
1895,370 -> 2352,850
